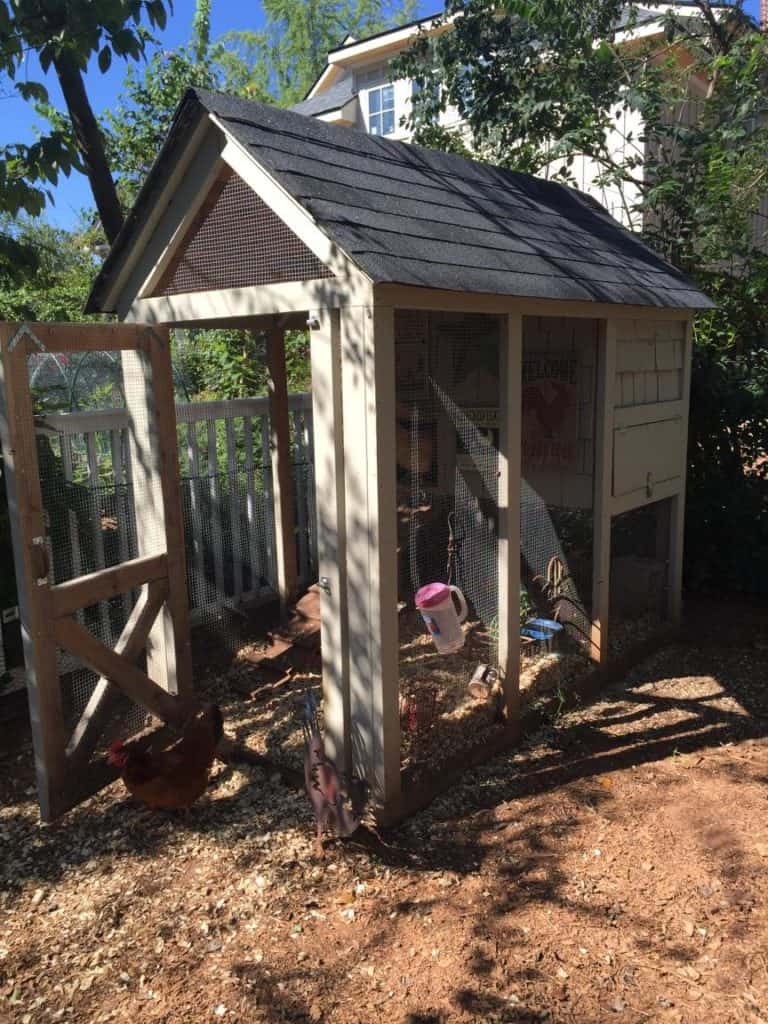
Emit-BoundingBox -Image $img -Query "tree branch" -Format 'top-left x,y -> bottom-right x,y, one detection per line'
52,51 -> 123,244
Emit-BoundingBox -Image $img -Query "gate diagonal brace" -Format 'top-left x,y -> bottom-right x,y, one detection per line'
65,579 -> 170,764
56,590 -> 186,739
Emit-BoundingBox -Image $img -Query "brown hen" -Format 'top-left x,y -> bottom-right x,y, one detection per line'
107,704 -> 223,810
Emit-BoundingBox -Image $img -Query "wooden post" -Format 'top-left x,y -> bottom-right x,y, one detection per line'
591,319 -> 617,663
668,318 -> 693,625
121,330 -> 193,701
293,407 -> 310,583
266,326 -> 298,610
497,312 -> 523,721
340,303 -> 400,813
309,309 -> 350,775
0,330 -> 67,820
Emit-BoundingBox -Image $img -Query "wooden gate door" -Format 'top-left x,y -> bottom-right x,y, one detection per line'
0,323 -> 193,820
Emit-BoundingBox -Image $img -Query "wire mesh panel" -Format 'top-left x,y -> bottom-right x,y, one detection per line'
2,323 -> 324,819
154,170 -> 334,296
0,323 -> 196,820
33,356 -> 150,746
520,317 -> 599,691
395,310 -> 501,773
610,499 -> 672,657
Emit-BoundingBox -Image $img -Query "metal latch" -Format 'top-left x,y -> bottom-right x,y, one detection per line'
31,536 -> 50,586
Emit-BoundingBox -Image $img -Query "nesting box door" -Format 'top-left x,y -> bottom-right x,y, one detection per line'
613,417 -> 684,499
612,320 -> 687,506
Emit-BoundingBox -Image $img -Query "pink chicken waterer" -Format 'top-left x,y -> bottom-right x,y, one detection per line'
415,582 -> 469,654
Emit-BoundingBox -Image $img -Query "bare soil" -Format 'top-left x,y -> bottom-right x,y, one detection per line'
1,596 -> 767,1024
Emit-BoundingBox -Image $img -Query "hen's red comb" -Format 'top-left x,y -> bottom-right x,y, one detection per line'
107,739 -> 128,766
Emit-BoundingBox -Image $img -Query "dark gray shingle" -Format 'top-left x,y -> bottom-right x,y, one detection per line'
87,89 -> 713,312
290,76 -> 358,117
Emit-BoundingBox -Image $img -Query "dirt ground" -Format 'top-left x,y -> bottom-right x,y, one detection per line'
1,596 -> 767,1024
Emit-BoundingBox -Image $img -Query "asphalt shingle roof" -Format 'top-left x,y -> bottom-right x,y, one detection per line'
87,89 -> 713,312
291,76 -> 358,117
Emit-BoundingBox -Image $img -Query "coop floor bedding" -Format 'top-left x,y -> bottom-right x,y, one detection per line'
609,611 -> 667,656
209,613 -> 594,783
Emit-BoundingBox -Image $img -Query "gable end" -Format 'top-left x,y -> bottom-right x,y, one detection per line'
152,168 -> 334,297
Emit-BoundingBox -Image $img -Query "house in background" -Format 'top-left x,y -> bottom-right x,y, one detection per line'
293,3 -> 768,235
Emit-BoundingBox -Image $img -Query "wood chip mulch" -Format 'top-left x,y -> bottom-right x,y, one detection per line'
1,596 -> 768,1024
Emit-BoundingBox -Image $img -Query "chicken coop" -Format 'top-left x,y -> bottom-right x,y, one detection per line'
8,89 -> 711,822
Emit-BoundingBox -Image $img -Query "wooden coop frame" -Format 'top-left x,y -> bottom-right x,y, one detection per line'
85,88 -> 712,820
0,322 -> 193,820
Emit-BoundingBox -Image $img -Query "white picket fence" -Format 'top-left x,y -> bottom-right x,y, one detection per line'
27,392 -> 316,632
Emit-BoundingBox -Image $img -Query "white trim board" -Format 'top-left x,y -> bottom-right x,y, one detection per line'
126,282 -> 357,325
374,285 -> 697,321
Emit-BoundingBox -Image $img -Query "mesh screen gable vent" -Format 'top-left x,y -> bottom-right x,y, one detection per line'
154,169 -> 335,296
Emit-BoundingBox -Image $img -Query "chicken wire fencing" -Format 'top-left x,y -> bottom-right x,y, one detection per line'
609,498 -> 673,658
25,347 -> 317,757
520,317 -> 599,689
32,347 -> 152,754
153,169 -> 334,297
395,310 -> 501,769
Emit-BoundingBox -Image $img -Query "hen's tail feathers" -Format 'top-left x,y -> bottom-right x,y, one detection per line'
206,703 -> 224,744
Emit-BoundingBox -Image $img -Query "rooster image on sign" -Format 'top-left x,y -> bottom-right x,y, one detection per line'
522,353 -> 579,468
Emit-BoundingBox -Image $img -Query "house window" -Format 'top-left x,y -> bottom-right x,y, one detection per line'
368,84 -> 395,136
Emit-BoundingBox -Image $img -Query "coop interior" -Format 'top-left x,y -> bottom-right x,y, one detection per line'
390,312 -> 600,778
609,499 -> 673,656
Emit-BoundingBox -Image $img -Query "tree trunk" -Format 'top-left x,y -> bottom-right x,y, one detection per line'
53,54 -> 124,245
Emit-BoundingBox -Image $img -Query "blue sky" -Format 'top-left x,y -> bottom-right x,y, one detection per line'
2,1 -> 436,229
1,0 -> 760,231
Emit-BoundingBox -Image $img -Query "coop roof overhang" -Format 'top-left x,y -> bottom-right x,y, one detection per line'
87,88 -> 713,319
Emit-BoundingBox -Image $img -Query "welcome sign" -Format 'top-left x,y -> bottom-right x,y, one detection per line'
522,353 -> 580,468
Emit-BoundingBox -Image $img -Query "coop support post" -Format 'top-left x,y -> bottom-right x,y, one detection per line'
0,329 -> 67,820
121,330 -> 193,703
266,325 -> 298,610
309,309 -> 350,776
341,302 -> 401,812
668,319 -> 693,625
498,311 -> 523,720
591,319 -> 617,663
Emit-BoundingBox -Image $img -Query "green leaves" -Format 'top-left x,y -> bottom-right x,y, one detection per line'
0,214 -> 102,323
16,82 -> 49,103
98,46 -> 113,72
0,0 -> 172,224
146,0 -> 168,31
395,0 -> 626,177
